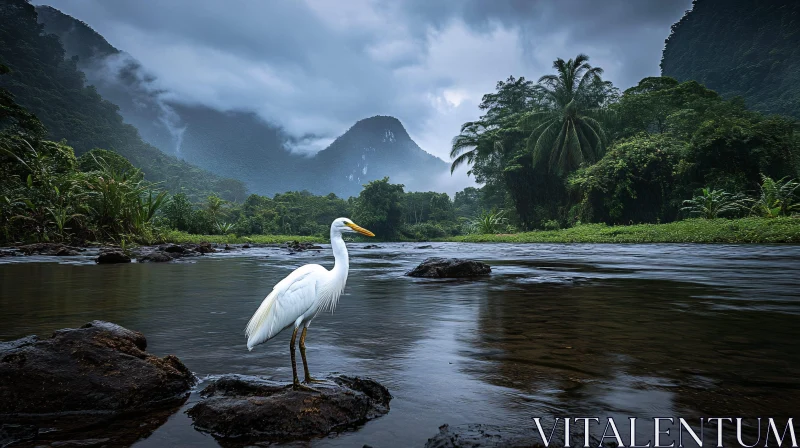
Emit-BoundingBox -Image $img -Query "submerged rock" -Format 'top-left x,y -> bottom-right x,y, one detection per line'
187,374 -> 391,443
0,321 -> 195,445
137,250 -> 174,263
363,244 -> 382,249
406,258 -> 491,278
425,424 -> 546,448
95,250 -> 131,264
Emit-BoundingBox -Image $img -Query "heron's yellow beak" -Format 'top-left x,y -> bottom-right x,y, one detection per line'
345,222 -> 375,237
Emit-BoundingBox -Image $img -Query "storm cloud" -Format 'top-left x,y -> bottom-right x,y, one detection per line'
35,0 -> 691,165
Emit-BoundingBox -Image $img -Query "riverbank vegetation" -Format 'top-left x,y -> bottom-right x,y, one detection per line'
449,217 -> 800,244
2,13 -> 799,246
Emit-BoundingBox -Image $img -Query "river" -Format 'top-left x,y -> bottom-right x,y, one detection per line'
1,243 -> 799,447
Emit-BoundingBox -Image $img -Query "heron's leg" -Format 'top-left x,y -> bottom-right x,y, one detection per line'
291,326 -> 318,392
290,326 -> 299,385
300,326 -> 325,384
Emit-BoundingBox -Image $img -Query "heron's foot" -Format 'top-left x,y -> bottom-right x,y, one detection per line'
292,379 -> 320,393
303,376 -> 327,384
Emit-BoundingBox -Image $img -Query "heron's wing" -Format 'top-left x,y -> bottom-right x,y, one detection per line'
245,264 -> 327,350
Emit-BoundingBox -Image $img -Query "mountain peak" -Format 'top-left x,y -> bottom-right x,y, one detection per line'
346,115 -> 410,142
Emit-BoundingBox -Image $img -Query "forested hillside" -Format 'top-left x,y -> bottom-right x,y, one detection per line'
0,0 -> 246,201
661,0 -> 800,118
33,4 -> 450,197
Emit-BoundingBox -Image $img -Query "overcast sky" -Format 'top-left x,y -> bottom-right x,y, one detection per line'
41,0 -> 691,163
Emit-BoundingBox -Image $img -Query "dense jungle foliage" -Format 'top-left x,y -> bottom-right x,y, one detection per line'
661,0 -> 800,119
0,0 -> 246,202
450,55 -> 799,230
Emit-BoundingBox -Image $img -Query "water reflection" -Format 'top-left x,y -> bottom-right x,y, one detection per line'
1,243 -> 799,447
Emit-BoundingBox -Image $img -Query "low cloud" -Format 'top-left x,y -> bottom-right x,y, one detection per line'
38,0 -> 690,182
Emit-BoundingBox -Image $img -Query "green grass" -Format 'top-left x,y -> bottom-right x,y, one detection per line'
444,218 -> 800,244
163,230 -> 325,245
161,218 -> 800,245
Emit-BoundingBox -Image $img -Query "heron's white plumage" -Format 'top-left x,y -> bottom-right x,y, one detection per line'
245,218 -> 370,351
245,264 -> 326,350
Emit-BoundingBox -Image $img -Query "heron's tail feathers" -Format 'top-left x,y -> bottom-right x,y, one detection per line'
245,290 -> 277,350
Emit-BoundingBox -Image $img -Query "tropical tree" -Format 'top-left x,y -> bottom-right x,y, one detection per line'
352,177 -> 405,238
520,54 -> 614,174
450,76 -> 538,177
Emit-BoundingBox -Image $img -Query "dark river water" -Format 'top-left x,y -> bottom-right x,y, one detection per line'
1,243 -> 799,447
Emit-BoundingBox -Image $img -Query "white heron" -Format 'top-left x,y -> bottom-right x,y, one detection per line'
245,217 -> 375,389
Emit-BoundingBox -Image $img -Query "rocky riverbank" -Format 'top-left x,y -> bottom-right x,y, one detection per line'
0,321 -> 395,446
0,240 -> 327,264
0,321 -> 195,446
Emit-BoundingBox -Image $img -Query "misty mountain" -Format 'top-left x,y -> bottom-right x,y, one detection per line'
303,115 -> 450,198
0,0 -> 246,201
36,5 -> 450,198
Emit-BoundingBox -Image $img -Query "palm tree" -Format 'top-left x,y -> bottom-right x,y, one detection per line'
521,54 -> 612,174
450,76 -> 539,176
449,121 -> 491,174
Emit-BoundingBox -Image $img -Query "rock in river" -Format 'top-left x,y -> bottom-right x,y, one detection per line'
0,320 -> 195,420
95,250 -> 131,264
406,257 -> 491,278
187,374 -> 392,443
17,242 -> 81,256
137,250 -> 174,263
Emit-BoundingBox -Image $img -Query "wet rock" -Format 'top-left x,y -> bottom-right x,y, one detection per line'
425,424 -> 546,448
363,244 -> 382,249
416,245 -> 433,249
285,241 -> 323,252
159,243 -> 186,254
137,251 -> 173,263
95,250 -> 131,264
0,321 -> 194,424
0,248 -> 22,257
17,243 -> 82,256
224,244 -> 232,251
192,242 -> 215,254
187,374 -> 391,443
406,258 -> 491,278
242,243 -> 251,249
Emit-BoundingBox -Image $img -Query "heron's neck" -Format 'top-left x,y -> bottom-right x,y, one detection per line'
330,230 -> 349,277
